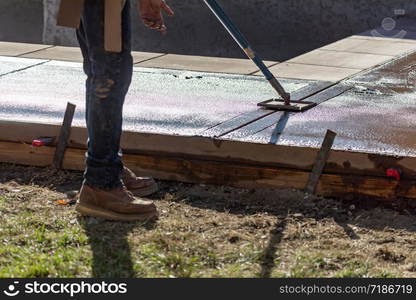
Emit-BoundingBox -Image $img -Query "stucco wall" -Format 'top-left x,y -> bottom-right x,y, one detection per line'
0,0 -> 43,43
1,0 -> 415,61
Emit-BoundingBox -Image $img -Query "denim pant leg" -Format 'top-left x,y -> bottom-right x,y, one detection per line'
76,0 -> 133,190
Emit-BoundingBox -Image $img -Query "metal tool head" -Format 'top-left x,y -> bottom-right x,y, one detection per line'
257,99 -> 317,112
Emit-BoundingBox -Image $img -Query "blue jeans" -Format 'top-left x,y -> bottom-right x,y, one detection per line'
76,0 -> 133,190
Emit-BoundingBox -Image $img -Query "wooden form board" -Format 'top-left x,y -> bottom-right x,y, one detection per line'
1,120 -> 416,200
1,140 -> 415,200
1,120 -> 416,178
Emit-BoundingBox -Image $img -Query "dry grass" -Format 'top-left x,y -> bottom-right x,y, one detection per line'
1,163 -> 416,278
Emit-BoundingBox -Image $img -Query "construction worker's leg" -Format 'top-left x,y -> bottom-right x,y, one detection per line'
76,20 -> 92,123
77,0 -> 133,190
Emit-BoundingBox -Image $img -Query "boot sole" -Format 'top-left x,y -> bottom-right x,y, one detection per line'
129,182 -> 159,197
76,202 -> 157,222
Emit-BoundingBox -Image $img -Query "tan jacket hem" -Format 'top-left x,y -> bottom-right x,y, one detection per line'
57,0 -> 125,53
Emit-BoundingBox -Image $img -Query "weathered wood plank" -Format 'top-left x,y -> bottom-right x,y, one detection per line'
305,130 -> 337,194
1,120 -> 416,179
0,141 -> 415,200
53,102 -> 76,169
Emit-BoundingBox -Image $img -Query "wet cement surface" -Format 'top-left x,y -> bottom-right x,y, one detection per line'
227,52 -> 416,157
0,57 -> 308,136
1,54 -> 415,158
0,56 -> 47,76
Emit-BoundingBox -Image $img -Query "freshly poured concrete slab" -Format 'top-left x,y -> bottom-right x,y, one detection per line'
137,54 -> 278,75
222,85 -> 350,139
1,47 -> 414,159
126,67 -> 308,135
0,56 -> 48,76
224,51 -> 416,158
203,81 -> 336,138
0,42 -> 51,57
0,57 -> 309,136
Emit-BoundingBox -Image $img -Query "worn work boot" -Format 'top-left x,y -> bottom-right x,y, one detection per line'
76,184 -> 157,222
122,167 -> 159,197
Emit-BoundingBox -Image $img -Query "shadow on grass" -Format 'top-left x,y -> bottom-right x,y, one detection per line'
176,183 -> 416,278
78,217 -> 157,277
259,216 -> 287,278
0,163 -> 159,277
2,164 -> 416,278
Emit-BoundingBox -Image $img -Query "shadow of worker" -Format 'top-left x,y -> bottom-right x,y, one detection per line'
259,216 -> 287,278
78,217 -> 156,277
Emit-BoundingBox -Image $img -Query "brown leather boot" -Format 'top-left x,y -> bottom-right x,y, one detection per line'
76,183 -> 157,221
122,167 -> 159,197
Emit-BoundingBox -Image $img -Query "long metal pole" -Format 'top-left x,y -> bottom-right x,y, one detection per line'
203,0 -> 290,104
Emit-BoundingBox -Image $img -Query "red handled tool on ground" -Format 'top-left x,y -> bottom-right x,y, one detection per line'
203,0 -> 316,112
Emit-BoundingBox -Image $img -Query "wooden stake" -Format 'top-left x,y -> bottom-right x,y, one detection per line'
305,130 -> 337,195
53,102 -> 76,169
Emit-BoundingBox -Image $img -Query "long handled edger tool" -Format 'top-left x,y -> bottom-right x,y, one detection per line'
203,0 -> 316,112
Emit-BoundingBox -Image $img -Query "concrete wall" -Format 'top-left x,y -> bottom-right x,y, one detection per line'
2,0 -> 416,61
0,0 -> 43,43
43,0 -> 77,46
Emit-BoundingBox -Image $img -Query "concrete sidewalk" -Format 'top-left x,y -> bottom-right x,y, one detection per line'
2,34 -> 416,81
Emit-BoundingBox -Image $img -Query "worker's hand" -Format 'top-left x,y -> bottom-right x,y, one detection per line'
138,0 -> 174,34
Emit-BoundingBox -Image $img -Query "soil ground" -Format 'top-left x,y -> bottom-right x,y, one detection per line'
1,163 -> 416,278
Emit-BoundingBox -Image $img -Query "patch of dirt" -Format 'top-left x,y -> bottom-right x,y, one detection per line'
376,247 -> 406,263
1,163 -> 416,278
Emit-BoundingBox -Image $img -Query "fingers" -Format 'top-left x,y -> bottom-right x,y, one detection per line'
140,0 -> 173,33
161,1 -> 174,16
143,18 -> 167,32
